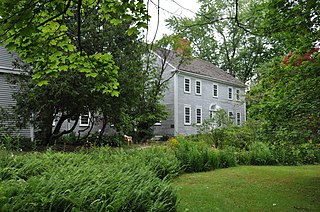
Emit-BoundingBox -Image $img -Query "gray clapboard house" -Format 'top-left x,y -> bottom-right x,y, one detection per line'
153,49 -> 246,136
1,45 -> 246,139
0,46 -> 34,139
0,46 -> 103,139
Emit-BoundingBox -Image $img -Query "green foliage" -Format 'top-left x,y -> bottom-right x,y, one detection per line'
0,148 -> 177,211
172,136 -> 237,172
167,0 -> 274,82
247,142 -> 273,165
0,134 -> 22,151
133,146 -> 181,180
0,0 -> 149,92
258,0 -> 320,51
248,54 -> 320,144
0,107 -> 16,134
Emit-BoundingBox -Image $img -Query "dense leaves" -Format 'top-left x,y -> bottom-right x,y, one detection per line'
0,0 -> 149,94
167,0 -> 275,82
248,52 -> 320,143
258,0 -> 320,51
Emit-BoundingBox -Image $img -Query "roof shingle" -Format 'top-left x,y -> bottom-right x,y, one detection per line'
155,49 -> 245,87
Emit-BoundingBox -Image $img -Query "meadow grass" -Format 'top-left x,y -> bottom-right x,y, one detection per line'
174,165 -> 320,212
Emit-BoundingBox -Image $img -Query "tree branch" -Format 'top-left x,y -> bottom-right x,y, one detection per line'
77,0 -> 83,54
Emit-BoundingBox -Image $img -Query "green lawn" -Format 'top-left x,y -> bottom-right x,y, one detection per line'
174,166 -> 320,212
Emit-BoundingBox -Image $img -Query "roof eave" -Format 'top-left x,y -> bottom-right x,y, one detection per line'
177,69 -> 246,88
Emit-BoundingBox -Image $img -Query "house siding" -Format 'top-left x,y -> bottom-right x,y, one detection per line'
0,46 -> 18,69
0,73 -> 32,138
153,55 -> 175,136
176,72 -> 246,135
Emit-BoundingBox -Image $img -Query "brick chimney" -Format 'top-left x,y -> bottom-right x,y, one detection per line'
175,37 -> 191,56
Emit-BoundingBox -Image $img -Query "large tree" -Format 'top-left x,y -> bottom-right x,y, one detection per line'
0,1 -> 152,144
166,0 -> 275,83
0,0 -> 148,93
247,0 -> 320,143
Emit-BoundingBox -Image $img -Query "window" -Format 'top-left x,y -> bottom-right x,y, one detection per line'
184,105 -> 191,125
80,113 -> 90,127
195,80 -> 202,95
184,77 -> 191,93
154,121 -> 162,126
209,104 -> 220,119
228,87 -> 233,100
213,83 -> 218,97
228,111 -> 234,123
236,89 -> 240,101
195,106 -> 202,125
52,115 -> 59,127
236,112 -> 241,125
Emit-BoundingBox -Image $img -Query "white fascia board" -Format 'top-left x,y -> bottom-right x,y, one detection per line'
152,51 -> 176,70
0,66 -> 21,75
176,70 -> 246,88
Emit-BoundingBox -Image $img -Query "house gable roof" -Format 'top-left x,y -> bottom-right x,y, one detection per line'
155,48 -> 245,88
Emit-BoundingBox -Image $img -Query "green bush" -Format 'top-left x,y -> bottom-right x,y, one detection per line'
0,148 -> 177,211
134,146 -> 181,179
173,136 -> 236,173
247,142 -> 274,165
217,146 -> 238,168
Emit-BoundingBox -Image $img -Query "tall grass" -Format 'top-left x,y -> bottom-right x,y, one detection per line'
0,148 -> 177,211
173,137 -> 237,173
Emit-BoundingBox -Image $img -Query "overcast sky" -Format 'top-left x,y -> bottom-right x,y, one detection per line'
145,0 -> 200,42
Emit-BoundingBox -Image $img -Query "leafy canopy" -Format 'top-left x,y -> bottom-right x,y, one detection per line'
0,0 -> 149,95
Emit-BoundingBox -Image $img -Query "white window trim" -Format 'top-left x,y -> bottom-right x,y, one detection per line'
195,79 -> 202,95
52,115 -> 59,127
79,112 -> 90,127
184,77 -> 191,94
236,89 -> 240,101
195,106 -> 202,125
213,83 -> 218,98
228,87 -> 233,100
236,112 -> 241,125
154,121 -> 162,126
184,105 -> 191,125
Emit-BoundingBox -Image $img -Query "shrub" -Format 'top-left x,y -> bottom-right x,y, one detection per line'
173,136 -> 235,173
217,146 -> 238,168
133,146 -> 181,179
247,142 -> 274,165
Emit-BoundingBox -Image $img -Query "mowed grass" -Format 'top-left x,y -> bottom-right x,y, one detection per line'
174,166 -> 320,212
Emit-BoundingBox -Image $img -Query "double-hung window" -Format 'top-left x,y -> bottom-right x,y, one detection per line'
184,105 -> 191,125
228,111 -> 234,123
228,87 -> 233,100
195,80 -> 202,95
184,77 -> 191,93
195,106 -> 202,125
213,83 -> 218,98
236,89 -> 240,101
80,112 -> 90,127
236,112 -> 241,125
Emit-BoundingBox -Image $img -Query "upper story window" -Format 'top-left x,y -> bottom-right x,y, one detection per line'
195,106 -> 202,125
195,80 -> 202,95
80,112 -> 90,127
236,89 -> 240,101
228,87 -> 233,100
184,105 -> 191,125
184,77 -> 191,93
213,83 -> 218,98
236,112 -> 241,125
